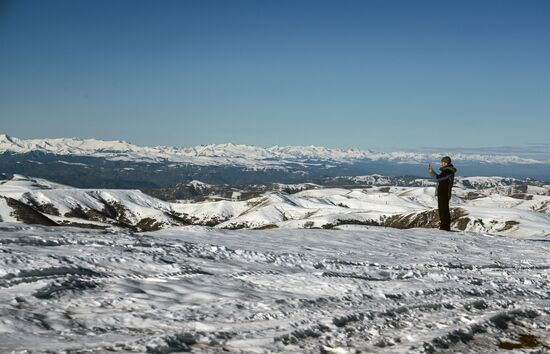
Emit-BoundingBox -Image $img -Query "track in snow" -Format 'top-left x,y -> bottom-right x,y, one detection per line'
0,223 -> 549,353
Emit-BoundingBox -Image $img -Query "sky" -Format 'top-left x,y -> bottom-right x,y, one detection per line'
1,0 -> 549,151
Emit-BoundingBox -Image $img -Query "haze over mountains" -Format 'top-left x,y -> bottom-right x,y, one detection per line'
1,134 -> 549,188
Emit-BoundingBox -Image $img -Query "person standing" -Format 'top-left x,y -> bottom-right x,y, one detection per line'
427,156 -> 457,231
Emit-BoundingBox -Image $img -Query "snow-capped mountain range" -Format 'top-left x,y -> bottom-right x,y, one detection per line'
1,133 -> 548,166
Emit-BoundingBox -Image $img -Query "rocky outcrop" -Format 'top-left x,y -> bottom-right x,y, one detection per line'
1,196 -> 58,226
383,208 -> 469,230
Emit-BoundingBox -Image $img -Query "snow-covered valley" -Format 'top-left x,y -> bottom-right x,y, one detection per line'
1,224 -> 549,353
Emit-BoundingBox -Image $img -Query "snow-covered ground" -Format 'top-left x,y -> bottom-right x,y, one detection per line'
0,224 -> 549,353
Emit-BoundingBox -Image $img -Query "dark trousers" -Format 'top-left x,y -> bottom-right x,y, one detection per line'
437,195 -> 451,231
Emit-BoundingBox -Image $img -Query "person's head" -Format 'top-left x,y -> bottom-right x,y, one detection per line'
440,156 -> 451,167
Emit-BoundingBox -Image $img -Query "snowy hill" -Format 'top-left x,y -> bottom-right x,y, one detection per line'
0,175 -> 184,230
1,175 -> 549,236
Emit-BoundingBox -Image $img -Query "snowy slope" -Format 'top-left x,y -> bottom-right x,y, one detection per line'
2,133 -> 548,167
1,175 -> 549,236
0,224 -> 549,353
0,175 -> 182,230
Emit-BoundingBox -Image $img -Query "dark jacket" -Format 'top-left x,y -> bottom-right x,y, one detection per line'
429,164 -> 457,200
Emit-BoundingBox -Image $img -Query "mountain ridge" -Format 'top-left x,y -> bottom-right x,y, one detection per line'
1,133 -> 547,166
1,174 -> 548,236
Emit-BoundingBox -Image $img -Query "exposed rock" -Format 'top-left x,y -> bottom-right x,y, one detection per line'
135,217 -> 166,232
384,208 -> 468,229
1,196 -> 58,226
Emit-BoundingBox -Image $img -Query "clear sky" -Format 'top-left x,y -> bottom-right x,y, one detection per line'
1,0 -> 549,150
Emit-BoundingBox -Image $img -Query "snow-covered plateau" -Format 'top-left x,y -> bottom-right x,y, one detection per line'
1,223 -> 549,353
0,174 -> 550,353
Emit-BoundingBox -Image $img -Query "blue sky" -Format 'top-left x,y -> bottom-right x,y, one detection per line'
1,0 -> 549,150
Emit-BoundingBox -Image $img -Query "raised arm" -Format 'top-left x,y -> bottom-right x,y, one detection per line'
434,173 -> 453,182
428,166 -> 454,181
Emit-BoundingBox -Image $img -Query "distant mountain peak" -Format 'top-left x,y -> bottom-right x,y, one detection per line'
0,133 -> 15,143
